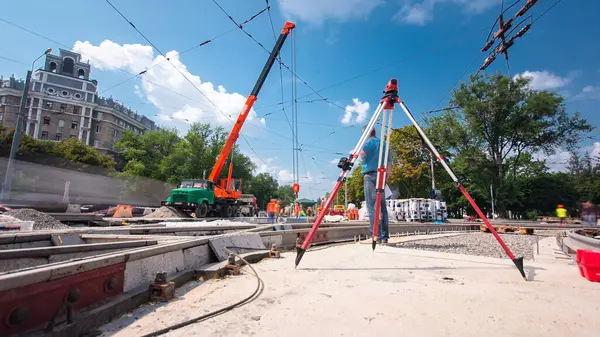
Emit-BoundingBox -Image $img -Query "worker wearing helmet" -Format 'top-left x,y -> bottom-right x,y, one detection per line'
556,204 -> 567,226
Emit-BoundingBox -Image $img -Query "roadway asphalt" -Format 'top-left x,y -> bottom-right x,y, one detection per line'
99,236 -> 599,337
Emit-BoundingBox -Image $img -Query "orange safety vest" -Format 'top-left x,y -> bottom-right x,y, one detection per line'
274,203 -> 280,213
267,202 -> 274,213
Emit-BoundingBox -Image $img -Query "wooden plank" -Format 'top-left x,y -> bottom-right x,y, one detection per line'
208,234 -> 266,262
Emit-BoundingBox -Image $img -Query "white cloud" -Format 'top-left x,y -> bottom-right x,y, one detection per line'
393,2 -> 433,26
73,40 -> 265,132
279,0 -> 384,25
329,158 -> 339,164
513,70 -> 572,91
250,156 -> 279,175
341,98 -> 369,125
573,85 -> 600,101
277,169 -> 315,185
394,0 -> 499,25
535,142 -> 600,172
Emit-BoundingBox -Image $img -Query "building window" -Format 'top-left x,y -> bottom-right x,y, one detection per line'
94,140 -> 100,147
97,112 -> 103,120
113,129 -> 119,138
62,57 -> 74,75
0,97 -> 5,105
41,131 -> 49,140
26,98 -> 31,108
73,106 -> 80,115
55,133 -> 62,141
58,119 -> 64,128
60,104 -> 67,113
45,101 -> 53,109
43,116 -> 51,125
71,121 -> 78,129
49,62 -> 57,73
96,125 -> 102,133
77,69 -> 85,79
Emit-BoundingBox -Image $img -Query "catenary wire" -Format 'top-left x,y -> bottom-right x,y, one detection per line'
99,7 -> 270,95
103,0 -> 282,169
428,0 -> 566,117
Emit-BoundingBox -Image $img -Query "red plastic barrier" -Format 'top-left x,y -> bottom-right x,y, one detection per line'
576,249 -> 600,282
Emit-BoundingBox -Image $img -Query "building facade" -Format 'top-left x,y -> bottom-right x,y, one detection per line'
0,49 -> 157,153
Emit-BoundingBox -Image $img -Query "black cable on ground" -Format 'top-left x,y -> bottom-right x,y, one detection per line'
140,248 -> 264,337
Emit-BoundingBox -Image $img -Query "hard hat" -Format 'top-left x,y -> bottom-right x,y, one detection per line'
557,204 -> 563,208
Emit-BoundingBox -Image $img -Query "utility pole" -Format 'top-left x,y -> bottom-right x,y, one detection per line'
1,49 -> 51,201
490,183 -> 495,219
1,70 -> 31,201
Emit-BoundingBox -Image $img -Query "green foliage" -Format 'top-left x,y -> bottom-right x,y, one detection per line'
426,72 -> 593,217
247,172 -> 279,209
274,185 -> 296,206
346,162 -> 364,204
114,122 -> 256,187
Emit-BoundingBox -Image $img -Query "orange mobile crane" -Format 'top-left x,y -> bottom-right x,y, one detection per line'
162,22 -> 295,218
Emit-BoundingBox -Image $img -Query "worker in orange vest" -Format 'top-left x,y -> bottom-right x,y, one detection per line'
294,202 -> 300,218
273,200 -> 280,223
267,200 -> 276,224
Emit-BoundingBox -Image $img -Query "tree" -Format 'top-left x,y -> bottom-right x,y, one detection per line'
567,151 -> 600,204
346,163 -> 364,204
427,72 -> 593,217
388,125 -> 433,198
247,172 -> 278,210
274,185 -> 296,206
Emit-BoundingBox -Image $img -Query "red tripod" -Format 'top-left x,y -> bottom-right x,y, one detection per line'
295,78 -> 527,281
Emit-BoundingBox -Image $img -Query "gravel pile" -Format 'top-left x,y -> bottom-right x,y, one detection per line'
393,232 -> 539,260
143,206 -> 190,219
5,208 -> 69,230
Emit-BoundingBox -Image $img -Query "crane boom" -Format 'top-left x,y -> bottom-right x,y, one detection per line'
208,21 -> 296,183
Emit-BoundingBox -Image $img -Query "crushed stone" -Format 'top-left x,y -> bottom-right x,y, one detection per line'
143,206 -> 190,219
5,208 -> 69,230
393,232 -> 539,260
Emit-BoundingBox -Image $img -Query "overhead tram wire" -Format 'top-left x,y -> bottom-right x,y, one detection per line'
99,7 -> 270,96
0,16 -> 219,120
264,0 -> 296,187
253,25 -> 494,111
210,0 -> 364,122
428,0 -> 566,117
486,0 -> 523,41
532,0 -> 564,24
103,0 -> 278,169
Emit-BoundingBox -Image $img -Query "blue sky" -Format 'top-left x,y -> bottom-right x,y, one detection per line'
1,0 -> 599,200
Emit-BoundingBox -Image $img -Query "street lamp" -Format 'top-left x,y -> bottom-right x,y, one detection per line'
1,48 -> 52,200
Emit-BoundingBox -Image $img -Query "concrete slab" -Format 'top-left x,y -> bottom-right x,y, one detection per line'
208,234 -> 266,262
100,237 -> 600,337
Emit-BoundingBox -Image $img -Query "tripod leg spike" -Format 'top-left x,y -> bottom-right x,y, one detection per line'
295,247 -> 306,268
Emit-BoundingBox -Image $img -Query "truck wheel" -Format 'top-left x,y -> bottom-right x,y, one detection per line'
232,206 -> 239,217
195,203 -> 208,218
222,205 -> 232,218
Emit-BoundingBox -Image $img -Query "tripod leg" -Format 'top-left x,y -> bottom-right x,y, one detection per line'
295,102 -> 386,267
398,100 -> 526,280
371,106 -> 394,250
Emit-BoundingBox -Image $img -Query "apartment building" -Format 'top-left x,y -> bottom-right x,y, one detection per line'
0,49 -> 157,153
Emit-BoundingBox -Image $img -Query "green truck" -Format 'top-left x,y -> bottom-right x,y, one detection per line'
161,179 -> 257,218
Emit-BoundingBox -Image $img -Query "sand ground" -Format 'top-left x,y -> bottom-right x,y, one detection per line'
99,236 -> 599,337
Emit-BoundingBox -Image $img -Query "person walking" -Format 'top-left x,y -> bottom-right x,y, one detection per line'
360,126 -> 391,244
266,200 -> 276,224
556,204 -> 567,226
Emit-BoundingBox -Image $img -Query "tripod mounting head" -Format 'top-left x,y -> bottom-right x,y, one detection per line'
383,78 -> 398,97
